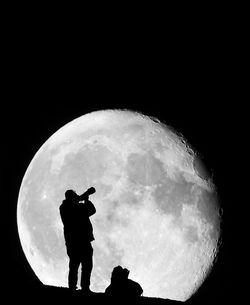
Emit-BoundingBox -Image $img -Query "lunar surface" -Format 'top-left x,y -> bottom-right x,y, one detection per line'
17,110 -> 221,301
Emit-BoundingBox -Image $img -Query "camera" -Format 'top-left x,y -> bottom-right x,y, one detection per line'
80,187 -> 96,201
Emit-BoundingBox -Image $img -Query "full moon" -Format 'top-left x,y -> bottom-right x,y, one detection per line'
17,110 -> 221,301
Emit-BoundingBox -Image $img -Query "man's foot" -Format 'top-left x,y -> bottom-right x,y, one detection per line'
68,286 -> 77,292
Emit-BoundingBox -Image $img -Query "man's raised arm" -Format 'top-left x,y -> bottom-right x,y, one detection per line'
84,199 -> 96,217
78,187 -> 96,216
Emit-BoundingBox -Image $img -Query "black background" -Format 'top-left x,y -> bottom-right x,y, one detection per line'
2,10 -> 240,304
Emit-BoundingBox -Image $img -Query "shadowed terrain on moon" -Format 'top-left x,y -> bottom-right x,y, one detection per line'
17,110 -> 221,301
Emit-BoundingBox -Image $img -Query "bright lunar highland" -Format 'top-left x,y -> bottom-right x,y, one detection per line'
17,110 -> 221,301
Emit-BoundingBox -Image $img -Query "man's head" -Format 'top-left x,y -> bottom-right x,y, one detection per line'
65,189 -> 78,201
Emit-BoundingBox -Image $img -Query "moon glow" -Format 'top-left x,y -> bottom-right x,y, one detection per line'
17,110 -> 221,301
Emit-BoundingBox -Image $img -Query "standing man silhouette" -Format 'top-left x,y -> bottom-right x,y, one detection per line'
60,187 -> 96,293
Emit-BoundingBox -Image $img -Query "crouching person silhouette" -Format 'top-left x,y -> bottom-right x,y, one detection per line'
60,187 -> 96,293
105,265 -> 143,298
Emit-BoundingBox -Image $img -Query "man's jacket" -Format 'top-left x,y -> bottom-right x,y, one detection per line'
60,198 -> 96,250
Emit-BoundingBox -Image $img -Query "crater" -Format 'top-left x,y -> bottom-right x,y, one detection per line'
193,156 -> 211,180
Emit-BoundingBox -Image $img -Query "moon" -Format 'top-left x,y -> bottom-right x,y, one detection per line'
17,109 -> 221,301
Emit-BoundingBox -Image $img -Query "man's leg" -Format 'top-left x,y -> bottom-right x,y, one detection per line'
80,243 -> 93,291
68,255 -> 81,290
